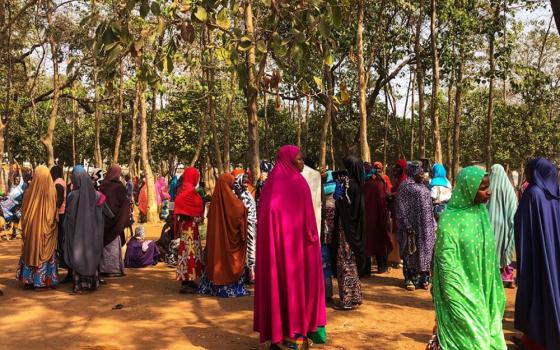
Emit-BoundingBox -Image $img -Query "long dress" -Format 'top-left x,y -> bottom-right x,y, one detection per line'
432,166 -> 506,350
395,178 -> 437,289
254,145 -> 326,345
99,164 -> 131,276
334,156 -> 365,306
16,166 -> 59,289
514,158 -> 560,350
64,165 -> 105,292
174,167 -> 205,284
364,174 -> 392,273
487,164 -> 518,284
198,173 -> 249,298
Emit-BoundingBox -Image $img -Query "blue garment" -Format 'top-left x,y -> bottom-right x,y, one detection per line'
430,163 -> 451,188
169,176 -> 178,201
514,157 -> 560,349
197,271 -> 250,298
323,170 -> 336,195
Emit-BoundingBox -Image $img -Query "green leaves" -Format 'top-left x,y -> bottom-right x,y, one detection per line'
194,6 -> 208,22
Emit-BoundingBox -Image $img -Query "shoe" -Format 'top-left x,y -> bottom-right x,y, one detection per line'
405,280 -> 416,291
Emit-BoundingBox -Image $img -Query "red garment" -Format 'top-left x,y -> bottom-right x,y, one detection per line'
176,219 -> 203,281
394,159 -> 408,191
174,167 -> 204,218
364,177 -> 393,257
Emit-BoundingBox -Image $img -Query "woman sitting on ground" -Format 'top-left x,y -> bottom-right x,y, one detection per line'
124,226 -> 160,268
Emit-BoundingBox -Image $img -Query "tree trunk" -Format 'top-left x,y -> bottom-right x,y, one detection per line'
244,1 -> 260,184
223,71 -> 236,171
72,98 -> 77,165
430,0 -> 443,163
93,59 -> 103,168
136,76 -> 158,222
129,98 -> 138,177
41,1 -> 58,167
113,62 -> 124,164
485,21 -> 497,170
452,47 -> 465,184
357,0 -> 370,162
319,64 -> 333,168
415,0 -> 426,159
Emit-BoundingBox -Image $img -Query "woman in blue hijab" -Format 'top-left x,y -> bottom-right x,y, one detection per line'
514,158 -> 560,350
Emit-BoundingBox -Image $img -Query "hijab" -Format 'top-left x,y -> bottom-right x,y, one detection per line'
205,173 -> 248,285
174,167 -> 204,217
336,156 -> 366,272
430,163 -> 451,188
21,165 -> 58,267
487,164 -> 518,267
64,166 -> 104,276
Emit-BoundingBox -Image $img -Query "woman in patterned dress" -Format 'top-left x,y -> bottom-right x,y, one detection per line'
333,156 -> 366,310
16,165 -> 60,289
174,167 -> 205,294
395,162 -> 436,291
232,170 -> 257,282
198,173 -> 249,297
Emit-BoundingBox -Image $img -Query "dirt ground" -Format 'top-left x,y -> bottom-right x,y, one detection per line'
0,223 -> 518,350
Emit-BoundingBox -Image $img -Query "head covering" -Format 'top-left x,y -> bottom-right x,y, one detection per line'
432,166 -> 506,350
254,145 -> 325,344
50,165 -> 63,181
204,173 -> 248,285
430,163 -> 451,188
64,166 -> 104,276
174,167 -> 204,217
134,226 -> 145,240
99,164 -> 131,246
21,166 -> 58,267
514,157 -> 560,349
323,170 -> 336,195
336,155 -> 367,273
343,156 -> 365,186
487,164 -> 518,268
395,159 -> 408,190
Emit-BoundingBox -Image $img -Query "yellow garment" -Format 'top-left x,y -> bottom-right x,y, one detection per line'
21,165 -> 58,267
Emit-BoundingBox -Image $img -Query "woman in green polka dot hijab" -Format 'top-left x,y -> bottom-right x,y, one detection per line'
431,166 -> 506,350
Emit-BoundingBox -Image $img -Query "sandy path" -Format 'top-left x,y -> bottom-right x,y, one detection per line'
0,223 -> 517,350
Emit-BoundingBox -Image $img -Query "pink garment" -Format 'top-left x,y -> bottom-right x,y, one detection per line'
155,176 -> 169,206
253,145 -> 326,344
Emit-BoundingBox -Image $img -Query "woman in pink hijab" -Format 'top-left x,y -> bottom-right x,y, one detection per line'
254,145 -> 327,348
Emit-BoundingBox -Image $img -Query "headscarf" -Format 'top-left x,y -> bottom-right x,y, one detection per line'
64,166 -> 104,276
134,226 -> 145,240
21,165 -> 58,267
99,164 -> 131,246
254,145 -> 325,344
430,163 -> 451,188
204,173 -> 248,285
335,156 -> 366,273
432,166 -> 506,349
514,158 -> 560,349
323,170 -> 336,195
487,164 -> 517,267
174,167 -> 204,217
50,165 -> 63,181
394,159 -> 408,191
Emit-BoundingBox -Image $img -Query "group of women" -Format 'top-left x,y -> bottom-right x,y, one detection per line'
16,164 -> 132,294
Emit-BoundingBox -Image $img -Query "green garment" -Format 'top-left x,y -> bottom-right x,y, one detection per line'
432,166 -> 506,350
487,164 -> 518,267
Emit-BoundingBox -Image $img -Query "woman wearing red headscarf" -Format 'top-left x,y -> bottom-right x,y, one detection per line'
174,167 -> 205,294
254,145 -> 326,348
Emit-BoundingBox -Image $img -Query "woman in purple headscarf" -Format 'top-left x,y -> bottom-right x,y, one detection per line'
254,145 -> 326,349
514,158 -> 560,350
395,162 -> 436,291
